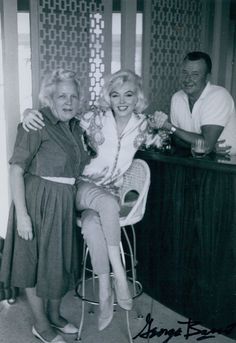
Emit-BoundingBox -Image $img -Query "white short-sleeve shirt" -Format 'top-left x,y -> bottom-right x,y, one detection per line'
170,82 -> 236,154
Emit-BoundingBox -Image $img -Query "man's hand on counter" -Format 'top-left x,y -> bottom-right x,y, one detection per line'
214,140 -> 231,156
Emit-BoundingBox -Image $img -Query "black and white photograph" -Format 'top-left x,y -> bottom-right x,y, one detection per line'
0,0 -> 236,342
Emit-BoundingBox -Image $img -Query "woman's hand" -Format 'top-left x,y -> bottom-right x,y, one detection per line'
214,140 -> 231,156
149,111 -> 170,130
158,129 -> 170,142
22,109 -> 45,132
17,213 -> 33,240
10,164 -> 33,240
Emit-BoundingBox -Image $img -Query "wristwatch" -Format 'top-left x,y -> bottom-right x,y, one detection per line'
170,126 -> 176,134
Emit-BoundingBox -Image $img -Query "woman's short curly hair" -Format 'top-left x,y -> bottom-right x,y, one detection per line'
38,69 -> 81,110
99,69 -> 148,113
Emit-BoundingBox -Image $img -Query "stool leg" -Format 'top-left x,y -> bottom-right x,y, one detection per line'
87,270 -> 96,314
77,300 -> 85,341
76,247 -> 89,341
122,227 -> 136,296
126,310 -> 133,343
122,226 -> 143,319
119,241 -> 126,269
131,225 -> 137,269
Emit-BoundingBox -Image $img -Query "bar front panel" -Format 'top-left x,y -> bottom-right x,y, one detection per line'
136,151 -> 236,336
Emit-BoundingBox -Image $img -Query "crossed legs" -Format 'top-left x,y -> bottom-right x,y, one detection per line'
76,181 -> 132,329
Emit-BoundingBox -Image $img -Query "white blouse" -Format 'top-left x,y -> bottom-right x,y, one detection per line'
79,108 -> 161,190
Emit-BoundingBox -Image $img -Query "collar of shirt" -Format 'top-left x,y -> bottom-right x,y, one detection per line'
40,107 -> 59,124
198,81 -> 211,100
181,81 -> 211,103
39,106 -> 77,128
105,109 -> 146,135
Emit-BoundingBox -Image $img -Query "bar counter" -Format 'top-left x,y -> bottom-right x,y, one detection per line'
135,148 -> 236,337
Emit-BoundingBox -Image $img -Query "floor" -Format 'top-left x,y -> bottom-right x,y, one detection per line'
0,289 -> 234,343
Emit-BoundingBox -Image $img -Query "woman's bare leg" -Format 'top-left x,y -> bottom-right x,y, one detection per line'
77,183 -> 132,313
25,287 -> 57,341
81,210 -> 113,329
98,273 -> 112,300
47,299 -> 67,327
97,273 -> 114,330
107,245 -> 132,310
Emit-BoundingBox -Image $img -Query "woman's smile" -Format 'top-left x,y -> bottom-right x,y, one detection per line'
110,81 -> 138,119
118,106 -> 129,111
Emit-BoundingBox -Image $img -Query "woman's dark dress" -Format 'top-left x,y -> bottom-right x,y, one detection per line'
0,107 -> 90,299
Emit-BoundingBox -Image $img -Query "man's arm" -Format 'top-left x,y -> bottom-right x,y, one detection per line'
201,125 -> 224,151
174,124 -> 223,152
214,140 -> 231,155
151,111 -> 225,153
161,119 -> 223,150
172,135 -> 191,149
170,123 -> 230,154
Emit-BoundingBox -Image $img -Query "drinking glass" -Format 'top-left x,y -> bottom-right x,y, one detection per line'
191,138 -> 209,158
158,129 -> 172,152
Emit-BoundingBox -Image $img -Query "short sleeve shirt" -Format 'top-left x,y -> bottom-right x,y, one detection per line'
170,82 -> 236,154
10,107 -> 90,178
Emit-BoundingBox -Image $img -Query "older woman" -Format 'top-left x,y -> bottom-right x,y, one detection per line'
22,69 -> 162,331
0,69 -> 90,343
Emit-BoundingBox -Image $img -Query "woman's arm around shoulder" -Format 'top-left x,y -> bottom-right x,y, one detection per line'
22,108 -> 45,132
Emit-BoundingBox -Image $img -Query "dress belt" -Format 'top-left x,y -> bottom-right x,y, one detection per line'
40,176 -> 76,185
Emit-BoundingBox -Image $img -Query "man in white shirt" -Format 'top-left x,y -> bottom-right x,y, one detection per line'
153,51 -> 236,155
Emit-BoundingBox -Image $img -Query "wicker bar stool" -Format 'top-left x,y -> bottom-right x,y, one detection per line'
75,159 -> 150,342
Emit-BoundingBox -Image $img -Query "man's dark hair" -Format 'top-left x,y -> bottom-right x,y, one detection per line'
183,51 -> 212,74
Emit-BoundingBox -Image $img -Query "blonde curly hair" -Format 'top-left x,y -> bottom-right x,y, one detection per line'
39,69 -> 82,111
99,69 -> 148,114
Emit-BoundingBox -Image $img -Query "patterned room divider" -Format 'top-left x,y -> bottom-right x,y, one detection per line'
38,0 -> 106,106
37,0 -> 204,111
148,0 -> 203,113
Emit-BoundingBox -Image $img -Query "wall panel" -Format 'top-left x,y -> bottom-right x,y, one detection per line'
147,0 -> 203,113
34,0 -> 208,111
37,0 -> 108,106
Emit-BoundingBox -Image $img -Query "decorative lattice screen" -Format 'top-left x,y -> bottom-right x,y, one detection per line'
38,0 -> 105,106
148,0 -> 203,113
38,0 -> 204,110
89,10 -> 106,104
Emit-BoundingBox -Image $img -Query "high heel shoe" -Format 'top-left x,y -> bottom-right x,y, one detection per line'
98,290 -> 114,331
50,322 -> 78,334
113,279 -> 133,311
32,326 -> 66,343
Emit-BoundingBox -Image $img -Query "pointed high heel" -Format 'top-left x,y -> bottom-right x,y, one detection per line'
98,290 -> 114,331
32,326 -> 66,343
113,279 -> 133,311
